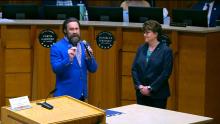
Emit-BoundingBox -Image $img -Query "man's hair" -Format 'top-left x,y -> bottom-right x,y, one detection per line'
62,17 -> 80,35
142,20 -> 162,37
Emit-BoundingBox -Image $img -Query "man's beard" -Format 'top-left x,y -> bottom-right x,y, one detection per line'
68,34 -> 80,47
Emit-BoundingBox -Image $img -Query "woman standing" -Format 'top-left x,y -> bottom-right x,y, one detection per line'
131,20 -> 173,109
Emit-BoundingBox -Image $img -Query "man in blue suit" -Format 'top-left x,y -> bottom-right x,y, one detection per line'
50,18 -> 97,101
192,0 -> 220,27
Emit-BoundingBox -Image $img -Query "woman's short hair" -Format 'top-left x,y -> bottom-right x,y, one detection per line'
142,20 -> 162,37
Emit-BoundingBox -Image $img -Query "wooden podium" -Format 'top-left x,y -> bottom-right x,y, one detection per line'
1,96 -> 105,124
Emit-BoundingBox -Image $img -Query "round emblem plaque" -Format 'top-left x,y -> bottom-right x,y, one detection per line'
96,31 -> 115,49
39,29 -> 57,48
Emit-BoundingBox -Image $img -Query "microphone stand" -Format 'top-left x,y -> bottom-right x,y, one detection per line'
36,89 -> 57,110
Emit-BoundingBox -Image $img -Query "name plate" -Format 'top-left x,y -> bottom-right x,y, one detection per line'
9,96 -> 32,111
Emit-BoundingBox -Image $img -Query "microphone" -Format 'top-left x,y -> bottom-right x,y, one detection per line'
36,88 -> 57,110
82,40 -> 92,58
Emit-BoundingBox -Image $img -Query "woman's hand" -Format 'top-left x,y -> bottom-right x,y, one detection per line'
140,85 -> 151,96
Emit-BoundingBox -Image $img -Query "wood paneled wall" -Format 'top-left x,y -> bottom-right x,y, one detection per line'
1,21 -> 220,123
1,25 -> 33,106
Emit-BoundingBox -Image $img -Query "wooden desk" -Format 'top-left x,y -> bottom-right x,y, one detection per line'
106,104 -> 213,124
1,96 -> 105,124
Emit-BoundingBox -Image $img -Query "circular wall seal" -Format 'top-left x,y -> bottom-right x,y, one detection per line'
38,29 -> 57,48
96,31 -> 115,49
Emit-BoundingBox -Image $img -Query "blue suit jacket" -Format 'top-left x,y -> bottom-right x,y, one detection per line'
192,1 -> 220,27
132,42 -> 173,99
50,38 -> 97,99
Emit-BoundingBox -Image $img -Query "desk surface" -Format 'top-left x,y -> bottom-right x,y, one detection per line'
0,19 -> 220,33
1,96 -> 105,124
106,104 -> 213,124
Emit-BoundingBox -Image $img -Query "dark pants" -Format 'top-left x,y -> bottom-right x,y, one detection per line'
137,95 -> 167,109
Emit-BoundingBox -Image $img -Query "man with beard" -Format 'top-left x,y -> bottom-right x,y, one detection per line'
50,17 -> 97,101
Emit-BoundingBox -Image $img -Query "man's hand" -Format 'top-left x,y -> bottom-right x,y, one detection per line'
68,47 -> 77,61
